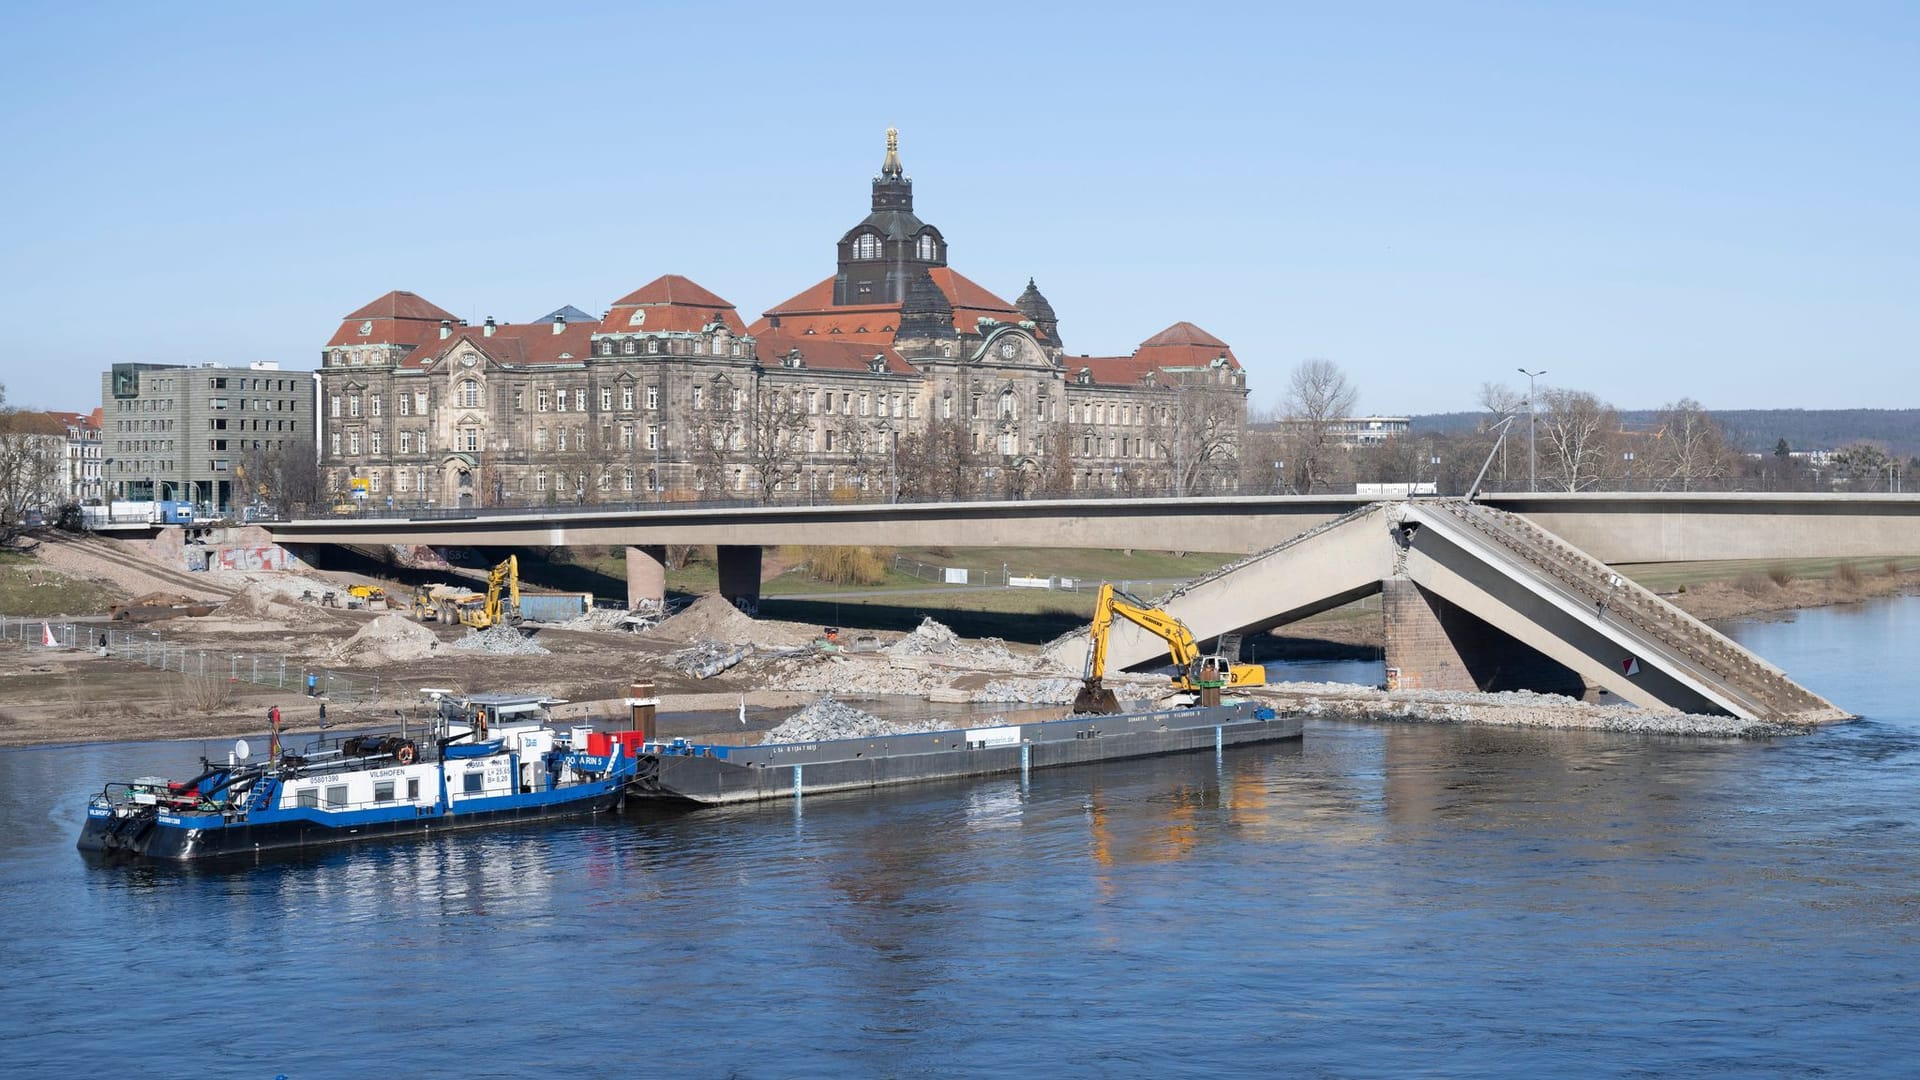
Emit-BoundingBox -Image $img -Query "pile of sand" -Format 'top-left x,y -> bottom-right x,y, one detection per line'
656,594 -> 768,644
329,613 -> 443,665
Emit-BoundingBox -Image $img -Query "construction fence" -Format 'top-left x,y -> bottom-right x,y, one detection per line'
0,616 -> 382,705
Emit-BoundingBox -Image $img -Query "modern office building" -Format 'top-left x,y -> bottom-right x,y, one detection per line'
101,361 -> 314,512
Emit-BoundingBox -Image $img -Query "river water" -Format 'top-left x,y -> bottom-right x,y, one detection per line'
3,599 -> 1918,1078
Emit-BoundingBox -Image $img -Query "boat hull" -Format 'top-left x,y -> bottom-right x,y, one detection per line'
78,784 -> 627,862
630,702 -> 1301,806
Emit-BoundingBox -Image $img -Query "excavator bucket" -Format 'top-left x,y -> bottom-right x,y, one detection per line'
1072,684 -> 1121,715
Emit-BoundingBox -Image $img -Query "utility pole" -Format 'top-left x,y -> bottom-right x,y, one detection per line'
1518,368 -> 1546,491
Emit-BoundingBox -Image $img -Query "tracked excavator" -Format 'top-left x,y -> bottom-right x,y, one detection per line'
452,556 -> 522,630
1073,582 -> 1266,714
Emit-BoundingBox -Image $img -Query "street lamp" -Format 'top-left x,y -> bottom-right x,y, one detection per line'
1517,368 -> 1547,490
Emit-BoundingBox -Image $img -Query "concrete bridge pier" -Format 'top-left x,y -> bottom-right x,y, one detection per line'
625,545 -> 667,610
1381,578 -> 1584,697
717,545 -> 762,615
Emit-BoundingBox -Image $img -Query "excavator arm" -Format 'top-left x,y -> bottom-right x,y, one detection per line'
1074,582 -> 1265,714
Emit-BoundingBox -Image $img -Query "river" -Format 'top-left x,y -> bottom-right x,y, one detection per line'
2,598 -> 1917,1078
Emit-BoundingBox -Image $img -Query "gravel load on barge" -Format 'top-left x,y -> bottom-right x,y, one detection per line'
628,701 -> 1302,805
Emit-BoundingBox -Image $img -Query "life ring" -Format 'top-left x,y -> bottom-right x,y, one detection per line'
394,742 -> 417,766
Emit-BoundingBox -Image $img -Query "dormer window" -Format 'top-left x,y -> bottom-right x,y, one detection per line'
623,340 -> 636,355
853,233 -> 882,259
868,356 -> 886,373
916,234 -> 936,260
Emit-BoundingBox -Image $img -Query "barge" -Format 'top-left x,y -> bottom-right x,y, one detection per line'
627,700 -> 1301,805
79,692 -> 636,861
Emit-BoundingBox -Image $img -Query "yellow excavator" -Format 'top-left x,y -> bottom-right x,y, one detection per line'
1074,582 -> 1266,714
453,556 -> 521,629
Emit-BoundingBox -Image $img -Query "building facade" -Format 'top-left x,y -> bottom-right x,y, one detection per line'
43,410 -> 105,503
318,132 -> 1249,507
101,361 -> 314,512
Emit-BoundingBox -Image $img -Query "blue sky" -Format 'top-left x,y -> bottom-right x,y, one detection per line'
1,1 -> 1913,417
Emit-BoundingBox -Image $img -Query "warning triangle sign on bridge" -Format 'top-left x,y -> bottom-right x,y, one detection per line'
1621,656 -> 1640,677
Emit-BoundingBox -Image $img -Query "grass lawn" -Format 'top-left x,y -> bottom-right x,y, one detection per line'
0,549 -> 122,617
1615,556 -> 1920,592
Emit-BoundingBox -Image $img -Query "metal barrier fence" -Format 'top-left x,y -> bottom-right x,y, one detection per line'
0,616 -> 382,705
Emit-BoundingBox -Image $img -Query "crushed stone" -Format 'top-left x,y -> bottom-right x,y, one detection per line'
758,696 -> 951,745
451,625 -> 551,656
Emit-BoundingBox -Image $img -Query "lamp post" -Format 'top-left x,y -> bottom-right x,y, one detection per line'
1517,368 -> 1546,490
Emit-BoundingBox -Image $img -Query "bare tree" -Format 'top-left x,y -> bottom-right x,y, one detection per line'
896,416 -> 979,501
745,382 -> 810,502
1648,398 -> 1732,491
1279,358 -> 1358,493
1149,384 -> 1244,496
237,436 -> 323,513
0,386 -> 69,545
1535,388 -> 1620,491
687,378 -> 747,497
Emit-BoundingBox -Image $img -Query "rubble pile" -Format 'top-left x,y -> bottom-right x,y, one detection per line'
974,676 -> 1083,705
330,614 -> 443,664
657,594 -> 763,642
884,617 -> 963,656
451,625 -> 551,656
882,617 -> 1022,670
668,640 -> 751,679
1276,686 -> 1796,738
758,697 -> 950,745
216,582 -> 312,622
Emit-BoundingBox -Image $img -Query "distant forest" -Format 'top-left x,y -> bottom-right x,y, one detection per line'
1411,409 -> 1920,457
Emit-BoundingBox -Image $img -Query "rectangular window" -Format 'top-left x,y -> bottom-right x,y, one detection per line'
463,773 -> 484,794
647,385 -> 659,410
692,386 -> 704,409
825,429 -> 836,452
646,425 -> 658,450
557,429 -> 568,451
297,788 -> 318,808
601,388 -> 613,412
407,778 -> 420,800
400,431 -> 411,453
374,780 -> 395,803
348,432 -> 360,455
370,394 -> 382,417
370,431 -> 382,454
556,389 -> 568,412
330,432 -> 340,455
399,394 -> 411,417
623,470 -> 635,492
348,395 -> 361,418
414,391 -> 427,415
575,389 -> 587,412
537,389 -> 551,411
329,395 -> 341,418
513,389 -> 524,411
823,393 -> 835,415
535,428 -> 547,451
621,385 -> 634,411
971,395 -> 981,418
325,785 -> 348,808
398,471 -> 410,492
536,473 -> 547,491
621,426 -> 635,449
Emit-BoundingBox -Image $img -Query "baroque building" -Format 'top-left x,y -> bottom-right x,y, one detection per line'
317,131 -> 1248,508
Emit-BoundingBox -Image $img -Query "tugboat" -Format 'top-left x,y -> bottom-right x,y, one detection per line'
78,692 -> 636,861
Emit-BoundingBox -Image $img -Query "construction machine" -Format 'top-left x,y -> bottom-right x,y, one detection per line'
345,584 -> 388,609
453,555 -> 522,630
1073,582 -> 1266,714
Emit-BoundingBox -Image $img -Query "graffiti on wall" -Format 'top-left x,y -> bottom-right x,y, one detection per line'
213,546 -> 302,571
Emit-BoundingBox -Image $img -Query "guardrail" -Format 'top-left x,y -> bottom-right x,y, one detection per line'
0,616 -> 382,706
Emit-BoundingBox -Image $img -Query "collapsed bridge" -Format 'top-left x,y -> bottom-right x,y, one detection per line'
1044,499 -> 1847,726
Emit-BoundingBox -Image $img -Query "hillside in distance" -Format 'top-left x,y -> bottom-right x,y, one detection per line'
1410,409 -> 1920,456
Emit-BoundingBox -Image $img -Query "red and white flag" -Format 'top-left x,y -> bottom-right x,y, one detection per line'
40,622 -> 57,648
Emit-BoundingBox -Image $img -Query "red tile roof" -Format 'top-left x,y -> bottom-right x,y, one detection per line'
400,321 -> 602,369
1066,323 -> 1242,387
328,290 -> 464,349
750,268 -> 1029,342
342,290 -> 459,323
604,274 -> 748,335
753,332 -> 915,374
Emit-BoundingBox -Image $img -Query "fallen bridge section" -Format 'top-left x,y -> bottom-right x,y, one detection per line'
1046,499 -> 1846,726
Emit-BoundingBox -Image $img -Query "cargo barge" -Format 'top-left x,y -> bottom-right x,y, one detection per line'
78,692 -> 636,861
627,700 -> 1301,805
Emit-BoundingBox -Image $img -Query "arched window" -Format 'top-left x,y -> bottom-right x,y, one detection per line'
916,234 -> 936,260
458,379 -> 481,408
853,233 -> 881,259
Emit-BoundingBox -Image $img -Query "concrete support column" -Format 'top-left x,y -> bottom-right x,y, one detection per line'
716,545 -> 762,615
1382,578 -> 1478,693
625,544 -> 667,610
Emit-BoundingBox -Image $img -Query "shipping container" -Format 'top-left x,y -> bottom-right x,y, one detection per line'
515,592 -> 593,623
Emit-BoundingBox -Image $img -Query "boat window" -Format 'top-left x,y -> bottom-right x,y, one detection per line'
297,788 -> 319,808
325,785 -> 348,808
463,773 -> 484,794
374,781 -> 395,803
408,778 -> 421,801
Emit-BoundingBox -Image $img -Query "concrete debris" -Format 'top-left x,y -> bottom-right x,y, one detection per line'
882,617 -> 1022,669
975,676 -> 1082,705
451,625 -> 551,656
758,696 -> 950,745
330,614 -> 443,665
884,616 -> 962,656
1271,685 -> 1800,738
668,640 -> 751,679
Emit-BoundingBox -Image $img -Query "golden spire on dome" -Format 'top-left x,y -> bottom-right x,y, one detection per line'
882,127 -> 903,178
